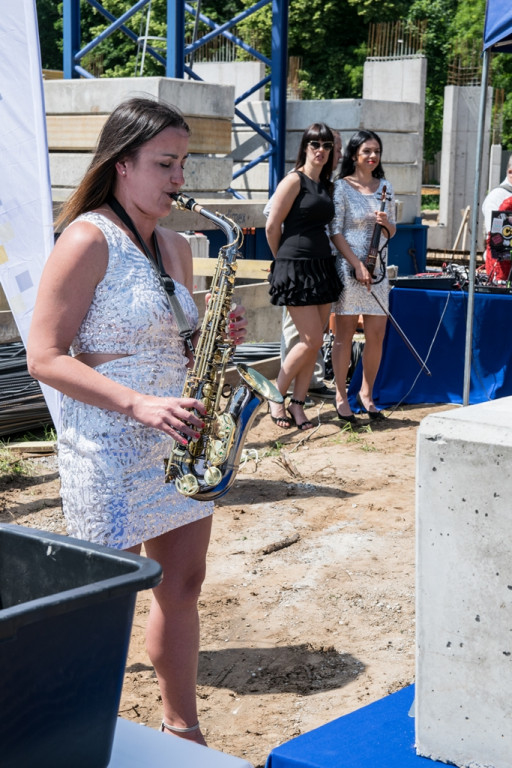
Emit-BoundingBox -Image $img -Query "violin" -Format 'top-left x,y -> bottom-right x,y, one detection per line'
366,184 -> 389,277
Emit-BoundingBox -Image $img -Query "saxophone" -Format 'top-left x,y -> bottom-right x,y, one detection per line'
164,192 -> 283,500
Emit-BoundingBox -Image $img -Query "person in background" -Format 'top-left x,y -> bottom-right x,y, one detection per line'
266,123 -> 342,430
482,155 -> 512,282
265,131 -> 343,404
329,129 -> 396,423
27,97 -> 247,746
482,154 -> 512,239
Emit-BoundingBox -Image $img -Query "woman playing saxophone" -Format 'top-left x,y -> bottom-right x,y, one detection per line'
27,97 -> 247,745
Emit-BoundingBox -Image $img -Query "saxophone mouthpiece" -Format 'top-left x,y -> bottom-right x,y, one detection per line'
171,191 -> 199,213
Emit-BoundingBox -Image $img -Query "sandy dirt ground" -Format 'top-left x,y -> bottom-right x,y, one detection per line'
0,400 -> 455,767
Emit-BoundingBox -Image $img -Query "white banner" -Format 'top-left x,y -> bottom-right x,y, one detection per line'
0,0 -> 61,429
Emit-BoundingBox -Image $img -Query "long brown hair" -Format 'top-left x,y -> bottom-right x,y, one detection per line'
56,97 -> 190,230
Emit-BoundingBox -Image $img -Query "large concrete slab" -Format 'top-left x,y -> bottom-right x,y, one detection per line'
364,57 -> 427,105
49,153 -> 234,194
416,399 -> 512,768
161,199 -> 267,232
44,77 -> 234,118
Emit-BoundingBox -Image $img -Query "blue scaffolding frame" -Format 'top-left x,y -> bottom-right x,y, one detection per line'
62,0 -> 288,195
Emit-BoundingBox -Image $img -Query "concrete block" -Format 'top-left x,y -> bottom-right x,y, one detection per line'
194,282 -> 280,343
286,99 -> 363,130
161,198 -> 267,232
416,399 -> 512,768
384,164 -> 420,195
231,163 -> 268,194
361,100 -> 421,133
392,194 -> 419,224
378,133 -> 420,164
230,129 -> 269,162
193,62 -> 265,101
438,85 -> 492,246
234,101 -> 270,126
44,77 -> 234,118
426,223 -> 450,251
363,57 -> 427,105
49,153 -> 234,193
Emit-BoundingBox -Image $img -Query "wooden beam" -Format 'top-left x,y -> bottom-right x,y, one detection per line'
46,114 -> 232,154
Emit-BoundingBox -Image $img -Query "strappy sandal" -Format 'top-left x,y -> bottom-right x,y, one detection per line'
287,398 -> 314,431
269,401 -> 292,428
160,720 -> 201,735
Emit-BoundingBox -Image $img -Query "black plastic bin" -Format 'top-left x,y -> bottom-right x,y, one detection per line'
0,524 -> 162,768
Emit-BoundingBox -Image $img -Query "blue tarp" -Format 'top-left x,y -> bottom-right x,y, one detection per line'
484,1 -> 512,53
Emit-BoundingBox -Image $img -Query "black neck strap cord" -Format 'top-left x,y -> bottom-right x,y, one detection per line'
107,195 -> 195,354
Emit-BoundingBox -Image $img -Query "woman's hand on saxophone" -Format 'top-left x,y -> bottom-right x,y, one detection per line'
228,304 -> 247,345
131,394 -> 207,444
203,293 -> 248,345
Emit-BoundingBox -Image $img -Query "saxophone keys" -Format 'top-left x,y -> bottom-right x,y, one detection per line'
175,474 -> 200,496
203,466 -> 222,487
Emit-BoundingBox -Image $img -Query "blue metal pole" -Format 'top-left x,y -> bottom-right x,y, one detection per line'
63,0 -> 81,79
269,0 -> 288,194
167,0 -> 184,77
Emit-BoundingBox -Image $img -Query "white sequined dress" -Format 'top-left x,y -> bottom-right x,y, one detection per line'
330,178 -> 395,315
58,213 -> 213,549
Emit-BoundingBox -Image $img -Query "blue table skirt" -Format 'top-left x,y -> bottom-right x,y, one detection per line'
348,288 -> 512,408
265,685 -> 444,768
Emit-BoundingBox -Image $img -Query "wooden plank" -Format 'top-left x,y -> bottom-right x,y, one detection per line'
5,441 -> 56,454
193,258 -> 271,280
46,114 -> 232,154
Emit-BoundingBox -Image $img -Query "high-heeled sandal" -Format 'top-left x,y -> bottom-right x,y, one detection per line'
268,401 -> 292,428
160,720 -> 201,734
335,404 -> 358,425
287,398 -> 313,431
356,393 -> 385,421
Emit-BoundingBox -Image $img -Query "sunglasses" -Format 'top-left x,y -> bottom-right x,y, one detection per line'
308,140 -> 334,151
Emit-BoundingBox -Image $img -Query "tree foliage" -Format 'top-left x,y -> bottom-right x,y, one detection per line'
35,0 -> 512,156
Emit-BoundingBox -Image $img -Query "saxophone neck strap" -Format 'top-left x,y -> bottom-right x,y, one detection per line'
107,195 -> 195,354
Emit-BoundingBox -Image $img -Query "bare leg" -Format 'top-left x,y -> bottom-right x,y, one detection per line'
284,304 -> 331,428
332,314 -> 358,417
358,314 -> 387,411
139,516 -> 213,745
270,304 -> 330,428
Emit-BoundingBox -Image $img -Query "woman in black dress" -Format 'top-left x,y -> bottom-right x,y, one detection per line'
266,123 -> 342,430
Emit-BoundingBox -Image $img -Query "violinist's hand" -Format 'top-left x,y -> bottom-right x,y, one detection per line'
354,261 -> 372,291
375,210 -> 390,227
228,303 -> 247,345
132,394 -> 207,444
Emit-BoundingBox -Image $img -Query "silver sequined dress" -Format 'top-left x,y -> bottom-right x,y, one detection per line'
58,213 -> 213,549
330,178 -> 395,315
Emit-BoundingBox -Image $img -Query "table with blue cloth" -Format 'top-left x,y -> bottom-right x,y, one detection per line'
265,685 -> 447,768
348,287 -> 512,408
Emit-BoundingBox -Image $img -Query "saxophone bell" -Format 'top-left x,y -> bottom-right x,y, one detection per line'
165,364 -> 282,500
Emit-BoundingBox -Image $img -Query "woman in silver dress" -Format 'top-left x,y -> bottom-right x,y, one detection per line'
27,97 -> 246,745
330,129 -> 396,423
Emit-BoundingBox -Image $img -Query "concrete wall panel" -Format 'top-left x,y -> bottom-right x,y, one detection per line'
50,153 -> 234,193
44,77 -> 234,118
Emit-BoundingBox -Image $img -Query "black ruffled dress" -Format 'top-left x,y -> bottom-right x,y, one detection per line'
268,171 -> 342,306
